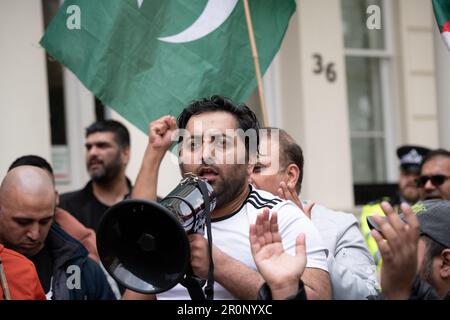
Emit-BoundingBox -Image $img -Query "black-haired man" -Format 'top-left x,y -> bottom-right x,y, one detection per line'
131,96 -> 331,300
60,120 -> 132,232
418,149 -> 450,201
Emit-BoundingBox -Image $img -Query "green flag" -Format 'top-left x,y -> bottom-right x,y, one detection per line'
40,0 -> 296,132
433,0 -> 450,51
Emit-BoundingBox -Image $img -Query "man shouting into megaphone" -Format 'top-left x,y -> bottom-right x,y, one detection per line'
126,95 -> 331,300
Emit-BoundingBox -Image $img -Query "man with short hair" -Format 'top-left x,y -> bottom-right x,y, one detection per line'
397,146 -> 432,203
417,149 -> 450,201
131,96 -> 331,300
0,166 -> 115,300
249,127 -> 379,299
60,120 -> 132,232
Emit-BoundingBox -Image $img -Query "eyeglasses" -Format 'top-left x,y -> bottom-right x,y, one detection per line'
416,175 -> 450,187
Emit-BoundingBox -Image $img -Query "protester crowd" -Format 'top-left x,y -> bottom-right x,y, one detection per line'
1,96 -> 449,300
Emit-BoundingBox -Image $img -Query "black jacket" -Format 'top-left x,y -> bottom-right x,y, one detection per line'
368,276 -> 449,300
45,224 -> 116,300
408,276 -> 449,300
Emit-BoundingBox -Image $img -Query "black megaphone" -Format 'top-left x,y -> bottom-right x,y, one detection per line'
96,174 -> 216,295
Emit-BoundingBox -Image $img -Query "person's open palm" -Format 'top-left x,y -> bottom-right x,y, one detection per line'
371,202 -> 420,299
250,208 -> 307,293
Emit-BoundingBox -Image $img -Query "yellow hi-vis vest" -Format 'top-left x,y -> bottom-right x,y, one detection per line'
360,202 -> 387,271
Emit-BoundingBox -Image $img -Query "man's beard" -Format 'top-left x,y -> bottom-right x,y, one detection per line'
214,165 -> 248,208
88,154 -> 122,185
181,163 -> 249,209
400,186 -> 420,204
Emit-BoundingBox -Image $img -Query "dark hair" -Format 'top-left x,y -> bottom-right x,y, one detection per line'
423,235 -> 447,257
177,95 -> 260,157
263,127 -> 304,194
8,155 -> 54,176
421,235 -> 446,276
420,235 -> 446,282
85,120 -> 130,149
421,149 -> 450,170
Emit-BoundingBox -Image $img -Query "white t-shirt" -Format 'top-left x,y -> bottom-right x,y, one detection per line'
158,185 -> 328,300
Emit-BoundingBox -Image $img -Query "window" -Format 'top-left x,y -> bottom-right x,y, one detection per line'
341,0 -> 398,204
43,0 -> 71,184
42,0 -> 100,190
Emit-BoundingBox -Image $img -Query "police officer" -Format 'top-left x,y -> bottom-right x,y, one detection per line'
360,145 -> 430,270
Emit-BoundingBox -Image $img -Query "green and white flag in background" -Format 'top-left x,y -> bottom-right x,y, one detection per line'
433,0 -> 450,51
40,0 -> 296,132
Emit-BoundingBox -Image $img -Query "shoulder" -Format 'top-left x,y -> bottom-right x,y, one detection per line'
54,208 -> 92,238
312,204 -> 358,227
0,245 -> 41,287
246,187 -> 284,210
0,246 -> 45,300
48,224 -> 89,260
0,245 -> 36,270
59,183 -> 91,204
245,187 -> 307,221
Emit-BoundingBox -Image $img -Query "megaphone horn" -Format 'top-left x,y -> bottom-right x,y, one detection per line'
97,175 -> 216,295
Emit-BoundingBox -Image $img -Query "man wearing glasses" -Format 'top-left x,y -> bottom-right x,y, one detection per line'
418,149 -> 450,200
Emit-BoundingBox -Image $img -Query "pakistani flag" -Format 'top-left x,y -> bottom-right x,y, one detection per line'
40,0 -> 296,132
433,0 -> 450,51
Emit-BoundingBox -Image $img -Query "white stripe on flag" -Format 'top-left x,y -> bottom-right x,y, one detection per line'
442,31 -> 450,51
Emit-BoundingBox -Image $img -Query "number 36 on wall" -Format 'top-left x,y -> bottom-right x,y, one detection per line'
312,54 -> 337,83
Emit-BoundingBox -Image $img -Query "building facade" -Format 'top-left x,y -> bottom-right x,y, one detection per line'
1,0 -> 449,212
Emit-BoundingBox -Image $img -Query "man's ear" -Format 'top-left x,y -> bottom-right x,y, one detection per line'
122,146 -> 131,165
285,164 -> 300,189
247,163 -> 255,177
440,249 -> 450,279
247,151 -> 257,177
55,191 -> 60,207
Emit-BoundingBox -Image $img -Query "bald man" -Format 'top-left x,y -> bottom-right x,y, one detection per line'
0,166 -> 115,300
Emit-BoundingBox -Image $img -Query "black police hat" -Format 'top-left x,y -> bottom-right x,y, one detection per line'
396,145 -> 431,172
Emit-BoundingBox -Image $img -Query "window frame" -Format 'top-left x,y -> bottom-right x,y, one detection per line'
342,0 -> 401,202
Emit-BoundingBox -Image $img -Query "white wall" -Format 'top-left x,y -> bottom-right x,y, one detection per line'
397,0 -> 439,148
273,0 -> 355,211
0,0 -> 51,178
56,70 -> 96,193
433,22 -> 450,150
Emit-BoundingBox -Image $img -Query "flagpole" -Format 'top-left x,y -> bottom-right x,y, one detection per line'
243,0 -> 269,127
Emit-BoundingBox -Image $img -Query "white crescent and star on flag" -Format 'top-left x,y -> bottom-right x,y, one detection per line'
137,0 -> 239,44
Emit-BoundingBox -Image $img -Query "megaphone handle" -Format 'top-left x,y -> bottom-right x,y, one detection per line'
197,179 -> 215,300
180,265 -> 207,300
